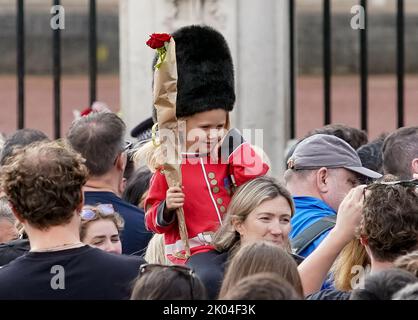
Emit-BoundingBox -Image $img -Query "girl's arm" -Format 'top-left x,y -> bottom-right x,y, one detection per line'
144,170 -> 177,233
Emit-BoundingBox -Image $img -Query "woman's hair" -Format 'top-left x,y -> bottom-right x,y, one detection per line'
144,233 -> 172,265
222,272 -> 302,300
394,250 -> 418,278
331,238 -> 370,291
122,166 -> 153,207
79,205 -> 124,242
212,176 -> 295,253
130,264 -> 207,300
218,241 -> 303,299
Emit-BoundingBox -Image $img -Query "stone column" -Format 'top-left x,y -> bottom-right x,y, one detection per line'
235,0 -> 291,177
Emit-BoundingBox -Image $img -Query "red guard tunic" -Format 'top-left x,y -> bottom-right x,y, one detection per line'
145,131 -> 269,264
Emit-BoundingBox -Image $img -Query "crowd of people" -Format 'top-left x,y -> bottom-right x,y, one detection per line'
0,24 -> 417,301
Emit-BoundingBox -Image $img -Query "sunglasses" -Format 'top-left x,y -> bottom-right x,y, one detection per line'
139,263 -> 196,299
113,141 -> 133,165
123,140 -> 133,151
81,204 -> 116,220
366,179 -> 418,188
363,179 -> 418,198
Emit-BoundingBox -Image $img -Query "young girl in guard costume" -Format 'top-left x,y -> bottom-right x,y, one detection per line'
144,25 -> 269,264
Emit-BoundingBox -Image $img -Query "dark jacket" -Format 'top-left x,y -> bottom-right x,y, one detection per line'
187,249 -> 304,300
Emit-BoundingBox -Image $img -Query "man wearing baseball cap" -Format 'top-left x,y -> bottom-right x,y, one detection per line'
284,134 -> 382,258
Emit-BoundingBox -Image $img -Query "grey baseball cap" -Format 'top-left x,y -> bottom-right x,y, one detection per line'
287,134 -> 382,179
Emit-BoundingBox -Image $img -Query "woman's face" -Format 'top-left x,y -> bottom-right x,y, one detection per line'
82,219 -> 122,254
234,196 -> 292,248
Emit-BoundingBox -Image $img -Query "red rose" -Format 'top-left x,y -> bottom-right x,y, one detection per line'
146,33 -> 172,49
80,108 -> 93,116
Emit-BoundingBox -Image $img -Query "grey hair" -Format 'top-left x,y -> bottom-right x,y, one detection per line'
392,282 -> 418,300
0,197 -> 15,224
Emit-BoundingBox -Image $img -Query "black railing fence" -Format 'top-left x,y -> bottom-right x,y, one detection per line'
14,1 -> 407,139
288,0 -> 406,139
15,0 -> 97,139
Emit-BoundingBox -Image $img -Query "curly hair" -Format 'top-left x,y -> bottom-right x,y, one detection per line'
0,140 -> 88,229
360,183 -> 418,262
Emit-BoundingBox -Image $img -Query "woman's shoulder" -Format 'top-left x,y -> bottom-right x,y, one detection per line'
187,249 -> 229,268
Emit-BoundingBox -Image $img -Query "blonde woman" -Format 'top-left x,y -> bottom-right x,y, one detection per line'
187,176 -> 302,299
80,204 -> 124,255
330,238 -> 370,291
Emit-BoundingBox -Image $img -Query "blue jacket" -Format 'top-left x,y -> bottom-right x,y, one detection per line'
290,196 -> 336,258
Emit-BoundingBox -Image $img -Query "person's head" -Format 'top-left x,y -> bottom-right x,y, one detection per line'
285,124 -> 368,166
394,250 -> 418,278
131,117 -> 154,143
0,128 -> 49,166
66,112 -> 127,177
0,141 -> 88,230
130,264 -> 207,300
382,126 -> 418,179
79,204 -> 124,254
307,124 -> 368,150
284,134 -> 382,211
122,166 -> 153,208
357,134 -> 387,184
219,241 -> 303,299
360,181 -> 418,264
144,233 -> 171,265
350,268 -> 418,300
222,272 -> 302,300
392,282 -> 418,300
0,197 -> 18,243
213,176 -> 294,253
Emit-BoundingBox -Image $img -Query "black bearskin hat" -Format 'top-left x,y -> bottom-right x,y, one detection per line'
152,25 -> 235,121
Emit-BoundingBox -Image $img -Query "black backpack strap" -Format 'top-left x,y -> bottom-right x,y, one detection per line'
291,215 -> 336,255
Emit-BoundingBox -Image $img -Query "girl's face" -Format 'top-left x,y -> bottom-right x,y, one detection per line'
184,109 -> 227,153
82,219 -> 122,254
234,196 -> 292,249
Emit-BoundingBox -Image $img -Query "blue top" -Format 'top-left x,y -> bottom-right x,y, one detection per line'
290,196 -> 336,258
84,191 -> 152,255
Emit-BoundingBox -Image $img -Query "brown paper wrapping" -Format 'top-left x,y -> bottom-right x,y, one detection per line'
153,38 -> 190,259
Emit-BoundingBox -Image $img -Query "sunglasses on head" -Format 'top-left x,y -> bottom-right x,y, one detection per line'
123,140 -> 133,151
367,179 -> 418,188
113,141 -> 133,165
363,179 -> 418,197
81,204 -> 116,220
